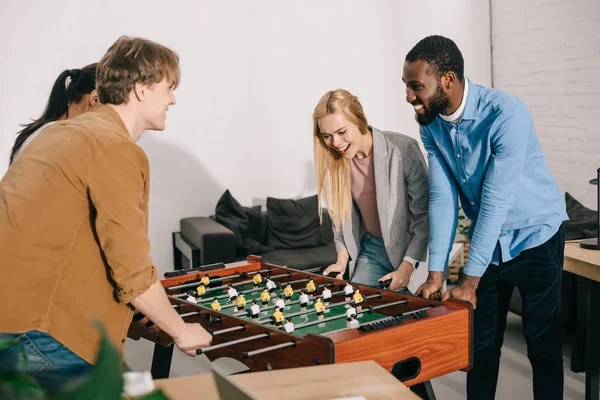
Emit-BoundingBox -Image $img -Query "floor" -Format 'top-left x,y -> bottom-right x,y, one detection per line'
124,312 -> 587,399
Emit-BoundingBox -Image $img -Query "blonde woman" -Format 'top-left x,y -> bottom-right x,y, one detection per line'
317,89 -> 429,290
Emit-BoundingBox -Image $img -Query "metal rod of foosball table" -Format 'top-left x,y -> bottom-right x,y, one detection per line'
168,270 -> 286,292
242,340 -> 296,359
322,306 -> 433,336
196,332 -> 270,355
301,266 -> 324,274
210,325 -> 246,336
167,271 -> 270,291
178,311 -> 201,318
231,286 -> 338,316
293,299 -> 410,329
258,293 -> 387,324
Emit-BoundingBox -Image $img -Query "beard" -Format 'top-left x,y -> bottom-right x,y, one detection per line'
414,84 -> 450,126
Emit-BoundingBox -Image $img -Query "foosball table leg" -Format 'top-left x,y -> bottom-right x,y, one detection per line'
150,343 -> 174,379
409,381 -> 437,400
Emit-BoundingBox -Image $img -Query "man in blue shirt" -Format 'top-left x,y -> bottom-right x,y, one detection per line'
403,36 -> 567,399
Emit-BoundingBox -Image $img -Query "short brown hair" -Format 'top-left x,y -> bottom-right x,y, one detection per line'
97,36 -> 180,105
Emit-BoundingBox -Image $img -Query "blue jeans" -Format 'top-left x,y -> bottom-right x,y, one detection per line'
467,225 -> 565,400
351,233 -> 395,287
0,331 -> 91,395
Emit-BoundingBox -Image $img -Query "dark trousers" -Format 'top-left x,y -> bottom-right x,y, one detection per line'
467,226 -> 565,400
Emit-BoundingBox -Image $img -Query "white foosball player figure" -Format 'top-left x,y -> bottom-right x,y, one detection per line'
284,317 -> 295,333
250,300 -> 261,321
322,287 -> 332,305
186,291 -> 197,304
274,294 -> 286,310
346,305 -> 357,327
348,316 -> 360,329
299,290 -> 309,311
266,278 -> 277,293
227,285 -> 238,302
344,281 -> 354,301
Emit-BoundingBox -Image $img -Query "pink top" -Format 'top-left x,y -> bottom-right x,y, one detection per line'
350,155 -> 383,238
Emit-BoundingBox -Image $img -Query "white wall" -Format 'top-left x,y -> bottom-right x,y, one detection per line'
0,0 -> 491,275
491,0 -> 600,210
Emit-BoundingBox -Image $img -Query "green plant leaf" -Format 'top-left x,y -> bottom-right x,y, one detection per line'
53,321 -> 124,400
0,371 -> 48,399
137,389 -> 171,400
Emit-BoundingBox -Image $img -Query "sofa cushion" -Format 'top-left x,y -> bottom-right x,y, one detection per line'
266,195 -> 322,250
564,192 -> 598,241
215,190 -> 271,257
260,242 -> 337,270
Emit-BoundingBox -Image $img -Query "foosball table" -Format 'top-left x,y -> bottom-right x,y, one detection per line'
129,256 -> 472,391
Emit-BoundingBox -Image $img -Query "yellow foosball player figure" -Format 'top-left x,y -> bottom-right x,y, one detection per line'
272,306 -> 284,328
353,289 -> 364,311
252,273 -> 262,287
314,297 -> 325,320
236,293 -> 246,311
260,289 -> 271,307
211,298 -> 221,311
201,273 -> 210,287
196,284 -> 206,297
306,278 -> 316,296
283,284 -> 294,302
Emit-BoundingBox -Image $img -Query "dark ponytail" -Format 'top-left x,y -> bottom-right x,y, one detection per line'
10,63 -> 97,164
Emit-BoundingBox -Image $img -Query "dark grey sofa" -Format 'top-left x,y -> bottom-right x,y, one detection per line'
173,211 -> 337,272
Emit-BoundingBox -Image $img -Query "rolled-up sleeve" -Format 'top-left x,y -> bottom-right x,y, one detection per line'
87,142 -> 157,303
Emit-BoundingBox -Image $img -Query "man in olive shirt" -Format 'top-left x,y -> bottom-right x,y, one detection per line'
0,36 -> 211,393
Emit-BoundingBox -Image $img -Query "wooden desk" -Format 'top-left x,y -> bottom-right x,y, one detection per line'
154,361 -> 421,400
564,243 -> 600,400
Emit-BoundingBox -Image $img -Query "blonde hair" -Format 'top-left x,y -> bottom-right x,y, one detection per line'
313,89 -> 369,232
97,36 -> 180,105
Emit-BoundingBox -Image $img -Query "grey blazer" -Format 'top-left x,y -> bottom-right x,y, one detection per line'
333,127 -> 429,277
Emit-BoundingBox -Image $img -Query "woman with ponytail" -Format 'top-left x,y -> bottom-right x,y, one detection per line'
10,63 -> 99,163
316,89 -> 430,290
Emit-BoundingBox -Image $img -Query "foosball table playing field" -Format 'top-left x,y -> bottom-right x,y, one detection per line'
128,256 -> 473,395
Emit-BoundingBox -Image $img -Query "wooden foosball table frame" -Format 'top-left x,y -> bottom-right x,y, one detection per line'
129,256 -> 473,396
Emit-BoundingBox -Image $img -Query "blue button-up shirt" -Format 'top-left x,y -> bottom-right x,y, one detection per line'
421,79 -> 568,277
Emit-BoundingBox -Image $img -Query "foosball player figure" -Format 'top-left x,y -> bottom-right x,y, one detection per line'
283,284 -> 294,303
236,293 -> 246,311
346,305 -> 357,327
348,315 -> 360,329
353,289 -> 364,311
252,272 -> 262,287
314,297 -> 325,320
250,299 -> 261,321
201,273 -> 210,287
284,317 -> 295,333
344,281 -> 355,301
299,290 -> 309,311
227,285 -> 238,303
196,284 -> 206,297
260,288 -> 271,308
266,278 -> 277,293
186,291 -> 197,304
272,306 -> 284,328
306,278 -> 316,297
274,294 -> 286,310
322,286 -> 332,306
211,298 -> 221,311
